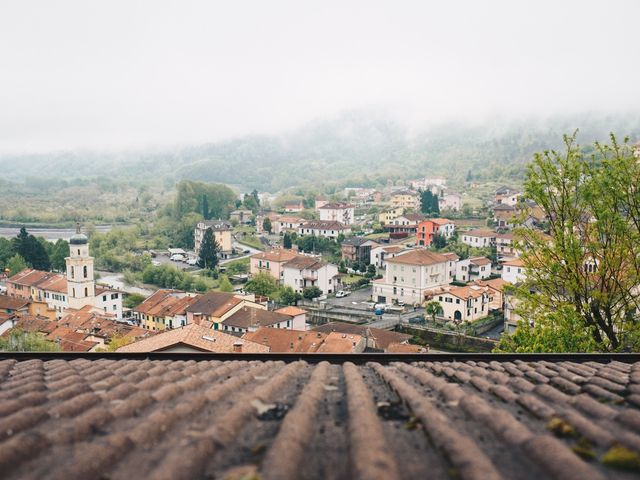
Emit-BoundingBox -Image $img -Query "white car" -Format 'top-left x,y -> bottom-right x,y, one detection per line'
186,258 -> 198,266
170,254 -> 185,262
335,290 -> 350,298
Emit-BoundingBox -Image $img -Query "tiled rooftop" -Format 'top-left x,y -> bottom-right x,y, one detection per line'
1,355 -> 639,479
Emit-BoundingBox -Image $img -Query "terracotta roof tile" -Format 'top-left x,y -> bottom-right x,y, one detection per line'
0,356 -> 638,479
116,324 -> 269,353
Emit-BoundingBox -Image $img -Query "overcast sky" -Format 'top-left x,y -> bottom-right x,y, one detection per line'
1,0 -> 639,153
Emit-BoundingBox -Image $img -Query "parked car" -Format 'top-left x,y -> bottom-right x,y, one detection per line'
186,258 -> 198,266
408,315 -> 426,325
243,249 -> 251,254
335,290 -> 350,298
151,260 -> 161,266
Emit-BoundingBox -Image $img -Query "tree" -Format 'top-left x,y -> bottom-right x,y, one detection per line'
244,271 -> 279,297
277,285 -> 300,305
218,275 -> 234,292
302,286 -> 322,300
50,239 -> 70,272
432,233 -> 447,249
502,133 -> 640,352
202,194 -> 210,220
495,305 -> 597,353
27,236 -> 50,270
283,233 -> 292,249
425,301 -> 443,323
198,228 -> 220,270
7,254 -> 27,276
123,293 -> 146,309
420,191 -> 440,216
263,217 -> 272,234
0,329 -> 61,352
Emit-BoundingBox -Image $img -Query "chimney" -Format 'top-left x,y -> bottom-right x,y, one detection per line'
233,341 -> 243,353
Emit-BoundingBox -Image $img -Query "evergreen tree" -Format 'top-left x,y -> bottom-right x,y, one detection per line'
198,228 -> 220,270
283,232 -> 292,249
202,194 -> 210,220
262,217 -> 272,234
11,227 -> 29,260
26,236 -> 50,270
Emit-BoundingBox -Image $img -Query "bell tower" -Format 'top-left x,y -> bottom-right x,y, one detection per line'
66,223 -> 95,309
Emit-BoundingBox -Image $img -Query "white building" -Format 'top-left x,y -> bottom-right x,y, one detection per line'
298,221 -> 351,239
370,245 -> 406,270
438,193 -> 462,212
436,284 -> 490,323
318,202 -> 355,225
372,250 -> 452,305
273,216 -> 306,234
455,256 -> 492,283
461,230 -> 496,248
430,218 -> 456,238
282,256 -> 340,295
501,258 -> 527,284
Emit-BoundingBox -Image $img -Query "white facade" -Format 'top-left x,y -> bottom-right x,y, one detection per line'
434,220 -> 456,238
370,246 -> 405,269
372,251 -> 451,305
438,193 -> 462,212
461,231 -> 495,248
282,262 -> 339,295
318,204 -> 355,225
298,222 -> 351,239
502,260 -> 527,284
455,257 -> 492,283
437,286 -> 490,322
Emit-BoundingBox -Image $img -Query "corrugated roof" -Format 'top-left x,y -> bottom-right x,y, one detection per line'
0,356 -> 638,479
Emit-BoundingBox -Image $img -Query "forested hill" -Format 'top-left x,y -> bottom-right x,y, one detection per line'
1,111 -> 638,192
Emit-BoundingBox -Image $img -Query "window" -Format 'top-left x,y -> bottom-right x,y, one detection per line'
84,287 -> 88,297
103,295 -> 107,301
71,267 -> 75,279
111,293 -> 118,299
113,305 -> 117,311
83,266 -> 88,278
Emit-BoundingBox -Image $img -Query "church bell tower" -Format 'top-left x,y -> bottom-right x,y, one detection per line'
66,223 -> 95,309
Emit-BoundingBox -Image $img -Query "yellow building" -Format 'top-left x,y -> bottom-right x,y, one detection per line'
391,190 -> 420,210
378,207 -> 404,225
194,220 -> 233,257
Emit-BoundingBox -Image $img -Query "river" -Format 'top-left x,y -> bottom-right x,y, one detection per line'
0,225 -> 116,242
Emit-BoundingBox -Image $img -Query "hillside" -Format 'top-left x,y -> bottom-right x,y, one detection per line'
1,111 -> 638,193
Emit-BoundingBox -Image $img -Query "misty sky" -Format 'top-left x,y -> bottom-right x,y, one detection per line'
1,0 -> 639,153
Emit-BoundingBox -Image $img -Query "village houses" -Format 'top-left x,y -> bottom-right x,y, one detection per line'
390,190 -> 420,210
461,229 -> 496,248
6,226 -> 123,319
318,202 -> 355,225
282,255 -> 340,295
372,249 -> 452,305
250,249 -> 300,284
455,256 -> 492,283
194,219 -> 233,257
378,207 -> 404,225
297,220 -> 351,239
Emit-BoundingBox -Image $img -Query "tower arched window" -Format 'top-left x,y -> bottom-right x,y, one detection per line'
72,288 -> 75,297
83,266 -> 88,278
84,287 -> 88,297
71,267 -> 74,279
